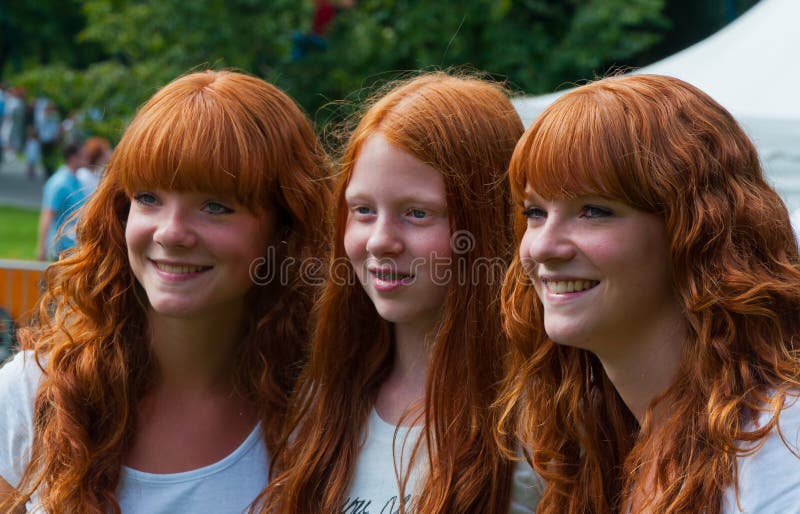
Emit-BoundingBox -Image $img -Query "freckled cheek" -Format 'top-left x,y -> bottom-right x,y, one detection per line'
240,239 -> 269,272
248,220 -> 274,255
342,222 -> 367,264
593,240 -> 660,292
434,231 -> 453,259
408,232 -> 451,260
123,218 -> 150,257
634,241 -> 674,293
123,223 -> 148,284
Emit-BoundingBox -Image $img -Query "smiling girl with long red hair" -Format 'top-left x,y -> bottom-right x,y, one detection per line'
261,72 -> 542,513
0,70 -> 330,513
498,74 -> 800,513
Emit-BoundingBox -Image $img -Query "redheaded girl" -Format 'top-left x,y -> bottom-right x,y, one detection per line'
261,72 -> 542,513
0,70 -> 330,513
498,74 -> 800,513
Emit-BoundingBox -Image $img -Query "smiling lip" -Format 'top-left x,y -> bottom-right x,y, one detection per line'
151,259 -> 212,281
540,277 -> 600,295
368,267 -> 414,292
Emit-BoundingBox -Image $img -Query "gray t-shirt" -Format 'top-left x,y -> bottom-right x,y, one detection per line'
0,351 -> 270,513
342,408 -> 543,513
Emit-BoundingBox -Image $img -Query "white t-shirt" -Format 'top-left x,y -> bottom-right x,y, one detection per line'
722,394 -> 800,513
0,351 -> 270,514
343,409 -> 542,513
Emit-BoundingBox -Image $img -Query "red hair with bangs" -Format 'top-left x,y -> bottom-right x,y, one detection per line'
2,70 -> 331,513
498,74 -> 800,513
261,72 -> 524,513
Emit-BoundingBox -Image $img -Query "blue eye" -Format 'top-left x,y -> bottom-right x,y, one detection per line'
522,206 -> 546,219
204,201 -> 234,215
133,192 -> 158,206
354,206 -> 372,215
582,205 -> 613,218
408,209 -> 426,219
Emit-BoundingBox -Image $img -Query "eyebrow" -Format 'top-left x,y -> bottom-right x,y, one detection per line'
345,190 -> 445,205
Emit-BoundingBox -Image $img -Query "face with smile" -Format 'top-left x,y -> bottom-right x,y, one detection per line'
520,186 -> 681,358
125,190 -> 274,321
344,134 -> 452,333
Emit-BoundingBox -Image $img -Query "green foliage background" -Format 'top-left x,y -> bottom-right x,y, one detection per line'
0,0 -> 759,141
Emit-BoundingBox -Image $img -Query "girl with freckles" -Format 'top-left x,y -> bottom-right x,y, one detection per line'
497,74 -> 800,513
260,72 -> 542,513
0,70 -> 331,513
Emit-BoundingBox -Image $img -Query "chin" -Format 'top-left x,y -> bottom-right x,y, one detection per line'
146,297 -> 204,319
371,305 -> 420,326
373,308 -> 410,324
544,322 -> 592,351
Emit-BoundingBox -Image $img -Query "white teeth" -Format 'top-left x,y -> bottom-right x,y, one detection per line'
373,270 -> 409,280
545,279 -> 598,294
156,263 -> 207,274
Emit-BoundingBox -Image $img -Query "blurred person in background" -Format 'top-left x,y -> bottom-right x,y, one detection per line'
23,126 -> 41,180
36,141 -> 88,260
0,87 -> 26,163
76,136 -> 112,195
37,101 -> 62,179
61,110 -> 83,147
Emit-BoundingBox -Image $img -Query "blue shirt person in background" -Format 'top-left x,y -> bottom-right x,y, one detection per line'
36,142 -> 88,260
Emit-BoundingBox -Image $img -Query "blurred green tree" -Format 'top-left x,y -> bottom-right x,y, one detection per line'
282,0 -> 668,123
5,0 -> 677,139
0,0 -> 104,76
7,0 -> 311,138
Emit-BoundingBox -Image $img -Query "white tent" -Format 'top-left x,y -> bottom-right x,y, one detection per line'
513,0 -> 800,212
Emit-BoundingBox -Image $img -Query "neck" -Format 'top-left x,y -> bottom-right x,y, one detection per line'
147,307 -> 246,392
392,321 -> 433,386
373,319 -> 435,425
595,307 -> 687,426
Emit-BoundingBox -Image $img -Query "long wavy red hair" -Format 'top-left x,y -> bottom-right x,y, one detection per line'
261,72 -> 524,513
497,74 -> 800,513
3,70 -> 331,514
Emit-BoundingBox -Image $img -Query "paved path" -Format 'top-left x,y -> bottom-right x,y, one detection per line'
0,157 -> 44,210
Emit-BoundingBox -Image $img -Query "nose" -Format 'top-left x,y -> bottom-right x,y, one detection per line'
523,217 -> 576,265
365,215 -> 404,257
153,204 -> 197,249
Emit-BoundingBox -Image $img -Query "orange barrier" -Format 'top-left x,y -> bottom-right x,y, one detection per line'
0,259 -> 48,324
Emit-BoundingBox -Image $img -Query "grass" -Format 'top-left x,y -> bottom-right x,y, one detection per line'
0,205 -> 39,260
